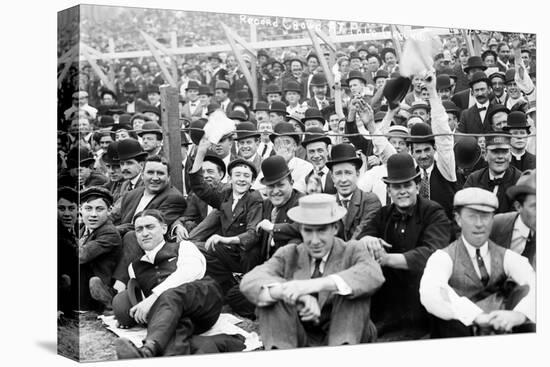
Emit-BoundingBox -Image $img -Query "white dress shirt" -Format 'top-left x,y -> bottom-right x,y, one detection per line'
128,240 -> 206,297
510,214 -> 531,254
419,236 -> 536,326
476,101 -> 490,123
133,191 -> 155,218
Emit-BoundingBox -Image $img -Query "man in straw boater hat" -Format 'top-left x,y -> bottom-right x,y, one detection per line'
420,187 -> 535,338
240,193 -> 385,349
490,169 -> 536,269
358,153 -> 451,339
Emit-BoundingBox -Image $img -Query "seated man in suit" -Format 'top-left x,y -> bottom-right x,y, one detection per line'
78,187 -> 122,311
295,127 -> 336,194
457,71 -> 498,135
113,210 -> 225,359
490,170 -> 536,268
359,153 -> 451,339
420,188 -> 535,337
189,137 -> 263,293
58,187 -> 79,315
240,194 -> 385,349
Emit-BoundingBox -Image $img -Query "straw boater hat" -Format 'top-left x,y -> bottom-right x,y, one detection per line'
287,193 -> 347,225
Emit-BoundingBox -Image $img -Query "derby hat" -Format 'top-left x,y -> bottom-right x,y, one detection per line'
260,155 -> 292,186
347,70 -> 367,85
464,56 -> 487,73
119,114 -> 132,126
349,51 -> 361,61
454,187 -> 499,213
206,102 -> 221,116
486,104 -> 510,122
235,121 -> 261,140
383,76 -> 411,109
442,100 -> 460,117
269,101 -> 288,115
130,113 -> 151,126
381,47 -> 397,61
214,80 -> 230,91
117,138 -> 148,161
373,69 -> 390,81
58,186 -> 78,204
268,58 -> 285,70
80,186 -> 114,207
283,80 -> 303,94
287,193 -> 347,225
188,118 -> 207,145
287,57 -> 305,66
301,127 -> 331,148
204,153 -> 226,179
137,121 -> 163,139
507,169 -> 536,199
440,67 -> 457,81
112,278 -> 143,327
98,115 -> 115,128
112,123 -> 133,134
208,53 -> 222,62
236,89 -> 252,102
254,101 -> 270,112
382,153 -> 421,184
102,141 -> 120,165
306,51 -> 319,62
227,158 -> 257,180
141,105 -> 161,117
407,122 -> 434,144
145,84 -> 160,94
185,80 -> 201,91
454,136 -> 482,168
326,143 -> 363,170
504,68 -> 516,84
503,111 -> 530,132
436,74 -> 452,90
67,146 -> 95,168
310,73 -> 328,86
228,110 -> 248,122
122,82 -> 139,93
287,113 -> 305,132
198,84 -> 213,95
265,83 -> 282,95
469,71 -> 491,87
302,107 -> 325,124
269,122 -> 300,145
100,89 -> 116,99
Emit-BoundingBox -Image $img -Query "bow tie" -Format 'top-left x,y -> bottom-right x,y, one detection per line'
478,106 -> 487,111
488,177 -> 504,187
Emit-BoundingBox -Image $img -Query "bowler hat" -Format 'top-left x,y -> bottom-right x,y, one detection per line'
102,141 -> 120,165
265,83 -> 282,95
130,113 -> 151,126
507,169 -> 536,199
122,82 -> 139,93
100,89 -> 116,100
347,70 -> 367,85
98,115 -> 115,128
185,80 -> 201,91
301,127 -> 331,148
257,49 -> 269,59
260,155 -> 292,186
381,47 -> 396,61
349,51 -> 361,61
227,158 -> 257,180
231,102 -> 250,118
112,279 -> 143,327
208,53 -> 222,63
310,73 -> 328,87
454,187 -> 498,213
141,105 -> 160,117
137,121 -> 163,139
469,71 -> 491,87
214,80 -> 230,91
383,76 -> 411,109
235,121 -> 261,140
80,186 -> 114,207
58,186 -> 78,204
287,113 -> 305,132
268,58 -> 285,70
436,74 -> 452,90
204,153 -> 226,179
145,84 -> 160,94
454,136 -> 482,169
206,103 -> 221,116
382,153 -> 421,184
117,138 -> 148,161
302,108 -> 325,124
326,143 -> 363,170
407,122 -> 434,144
503,111 -> 530,132
373,69 -> 389,81
119,114 -> 132,126
254,101 -> 270,112
236,89 -> 252,102
283,80 -> 302,94
198,84 -> 213,96
486,104 -> 510,122
228,110 -> 248,122
269,122 -> 300,145
287,57 -> 305,66
287,193 -> 347,225
67,146 -> 95,168
464,56 -> 487,73
504,68 -> 516,84
440,67 -> 457,81
189,118 -> 207,145
485,134 -> 511,150
306,51 -> 319,62
269,101 -> 288,115
442,100 -> 460,117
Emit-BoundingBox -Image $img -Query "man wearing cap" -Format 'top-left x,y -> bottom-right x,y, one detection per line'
189,137 -> 263,293
359,153 -> 451,338
58,187 -> 79,314
464,134 -> 522,213
180,81 -> 204,122
210,131 -> 238,183
489,71 -> 507,105
235,121 -> 263,174
240,194 -> 385,349
137,122 -> 163,158
206,53 -> 227,90
457,71 -> 498,135
504,111 -> 535,172
58,146 -> 108,191
490,170 -> 536,268
79,186 -> 122,311
409,101 -> 431,124
295,127 -> 335,194
420,187 -> 535,337
213,80 -> 233,114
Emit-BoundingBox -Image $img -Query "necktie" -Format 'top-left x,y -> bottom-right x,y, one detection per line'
478,106 -> 487,111
341,198 -> 350,209
475,248 -> 490,286
317,171 -> 325,190
266,207 -> 279,259
261,143 -> 268,158
420,169 -> 430,199
522,231 -> 536,268
128,182 -> 134,191
311,259 -> 323,279
79,230 -> 91,247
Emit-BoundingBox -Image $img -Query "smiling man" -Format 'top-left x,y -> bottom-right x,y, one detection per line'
503,111 -> 536,172
295,127 -> 335,194
457,71 -> 497,134
241,194 -> 384,349
235,121 -> 262,174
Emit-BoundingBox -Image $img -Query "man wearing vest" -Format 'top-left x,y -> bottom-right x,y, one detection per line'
114,209 -> 224,358
420,188 -> 535,337
240,194 -> 385,349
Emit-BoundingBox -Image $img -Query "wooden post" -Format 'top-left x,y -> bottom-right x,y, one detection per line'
160,85 -> 183,194
306,26 -> 335,97
250,23 -> 258,106
170,31 -> 179,84
390,25 -> 403,61
58,46 -> 77,88
462,29 -> 475,57
140,31 -> 177,87
107,38 -> 116,89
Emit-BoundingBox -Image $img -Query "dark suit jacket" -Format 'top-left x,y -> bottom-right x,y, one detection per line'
115,185 -> 187,236
457,103 -> 497,134
344,119 -> 374,157
180,101 -> 204,122
464,166 -> 522,213
511,151 -> 536,172
489,212 -> 519,249
79,220 -> 122,287
452,64 -> 469,93
451,89 -> 471,112
240,238 -> 385,310
336,188 -> 381,241
304,168 -> 336,194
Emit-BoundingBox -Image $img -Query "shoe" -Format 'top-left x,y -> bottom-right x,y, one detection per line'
115,338 -> 157,359
89,277 -> 115,308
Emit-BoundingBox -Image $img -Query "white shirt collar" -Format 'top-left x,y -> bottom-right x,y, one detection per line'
130,174 -> 141,186
310,251 -> 331,275
141,240 -> 166,264
476,101 -> 490,109
514,214 -> 531,239
462,235 -> 489,259
233,191 -> 245,203
488,170 -> 505,180
421,163 -> 434,177
246,153 -> 258,163
511,150 -> 526,160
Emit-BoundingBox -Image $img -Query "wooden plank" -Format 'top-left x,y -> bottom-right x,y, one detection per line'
221,23 -> 257,57
461,29 -> 475,57
170,32 -> 179,84
312,28 -> 337,52
58,46 -> 77,88
141,32 -> 177,87
81,47 -> 115,91
390,24 -> 403,61
142,31 -> 179,85
250,23 -> 258,107
160,85 -> 183,194
306,26 -> 335,97
107,38 -> 116,89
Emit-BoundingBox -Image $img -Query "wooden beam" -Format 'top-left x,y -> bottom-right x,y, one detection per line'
140,32 -> 177,87
221,23 -> 257,57
306,26 -> 335,96
58,44 -> 78,65
160,85 -> 184,194
107,38 -> 116,89
58,46 -> 77,88
80,46 -> 115,91
250,23 -> 258,107
312,28 -> 337,53
462,29 -> 475,57
390,25 -> 403,61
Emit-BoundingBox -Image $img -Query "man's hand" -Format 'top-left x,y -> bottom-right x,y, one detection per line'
360,236 -> 392,259
281,280 -> 313,305
367,155 -> 381,168
487,310 -> 527,332
129,294 -> 158,325
197,136 -> 212,156
256,219 -> 274,233
205,234 -> 224,251
174,224 -> 189,242
296,294 -> 321,323
113,280 -> 126,294
473,312 -> 493,325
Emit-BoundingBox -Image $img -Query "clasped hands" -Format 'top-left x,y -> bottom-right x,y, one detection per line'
266,280 -> 321,323
360,236 -> 392,265
474,310 -> 527,333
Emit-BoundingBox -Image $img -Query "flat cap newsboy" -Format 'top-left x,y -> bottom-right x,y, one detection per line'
453,187 -> 499,213
80,186 -> 114,207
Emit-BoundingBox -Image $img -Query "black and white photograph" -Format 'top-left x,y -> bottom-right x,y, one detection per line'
50,0 -> 541,365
